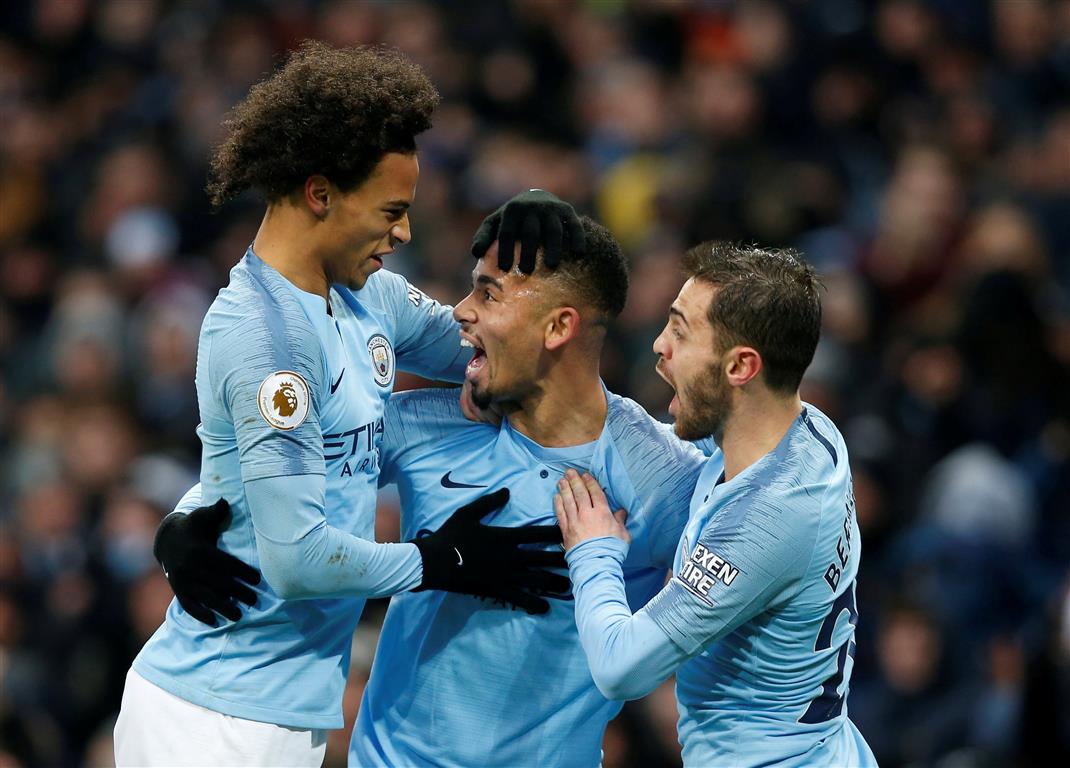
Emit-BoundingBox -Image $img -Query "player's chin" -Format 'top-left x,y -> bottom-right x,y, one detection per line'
465,372 -> 496,408
669,401 -> 690,435
469,382 -> 493,411
348,255 -> 383,286
348,265 -> 374,288
674,409 -> 715,442
672,417 -> 700,441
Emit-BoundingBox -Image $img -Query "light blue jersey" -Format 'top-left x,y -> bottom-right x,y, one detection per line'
133,250 -> 466,729
350,387 -> 712,768
567,405 -> 875,767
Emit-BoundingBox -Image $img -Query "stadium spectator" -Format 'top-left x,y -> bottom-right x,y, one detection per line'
1,2 -> 1067,765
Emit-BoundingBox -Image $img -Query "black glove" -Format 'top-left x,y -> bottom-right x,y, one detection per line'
471,189 -> 586,274
154,499 -> 262,627
411,488 -> 570,614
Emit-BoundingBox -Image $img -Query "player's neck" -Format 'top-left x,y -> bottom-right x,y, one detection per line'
507,367 -> 606,448
720,390 -> 803,482
252,206 -> 330,301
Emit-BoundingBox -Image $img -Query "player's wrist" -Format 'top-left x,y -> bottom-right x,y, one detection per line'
564,535 -> 628,564
410,535 -> 441,589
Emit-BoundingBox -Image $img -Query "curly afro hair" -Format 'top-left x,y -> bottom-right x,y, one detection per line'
207,40 -> 440,208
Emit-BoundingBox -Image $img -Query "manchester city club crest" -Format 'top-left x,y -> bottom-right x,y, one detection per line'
367,333 -> 394,387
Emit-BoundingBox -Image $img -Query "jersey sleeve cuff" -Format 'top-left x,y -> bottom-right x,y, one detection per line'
565,536 -> 629,567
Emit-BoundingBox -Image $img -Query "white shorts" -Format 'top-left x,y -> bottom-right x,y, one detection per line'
114,668 -> 327,767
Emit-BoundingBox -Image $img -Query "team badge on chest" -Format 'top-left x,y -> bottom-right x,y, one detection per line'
257,371 -> 310,430
367,334 -> 394,387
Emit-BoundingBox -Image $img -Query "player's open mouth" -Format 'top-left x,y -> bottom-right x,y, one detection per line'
650,361 -> 676,415
460,335 -> 487,379
656,364 -> 678,414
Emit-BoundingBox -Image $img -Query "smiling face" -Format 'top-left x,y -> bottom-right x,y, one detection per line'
320,152 -> 419,290
452,243 -> 553,409
653,277 -> 734,442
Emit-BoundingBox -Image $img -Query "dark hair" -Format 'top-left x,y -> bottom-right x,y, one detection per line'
542,216 -> 629,326
207,40 -> 439,207
682,241 -> 821,393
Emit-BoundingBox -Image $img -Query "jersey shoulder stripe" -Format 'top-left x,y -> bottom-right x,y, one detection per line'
604,392 -> 708,566
604,393 -> 706,494
801,408 -> 837,466
207,255 -> 325,395
385,387 -> 469,436
380,387 -> 497,482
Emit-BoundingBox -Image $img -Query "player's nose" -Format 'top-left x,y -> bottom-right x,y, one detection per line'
453,292 -> 476,324
652,325 -> 670,358
391,213 -> 411,245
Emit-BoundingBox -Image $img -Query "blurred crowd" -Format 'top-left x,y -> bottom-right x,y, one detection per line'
1,1 -> 1069,766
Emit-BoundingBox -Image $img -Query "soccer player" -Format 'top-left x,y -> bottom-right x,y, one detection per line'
556,243 -> 877,767
351,217 -> 712,767
164,216 -> 718,767
113,43 -> 573,767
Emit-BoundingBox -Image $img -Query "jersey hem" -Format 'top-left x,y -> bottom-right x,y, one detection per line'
131,657 -> 343,730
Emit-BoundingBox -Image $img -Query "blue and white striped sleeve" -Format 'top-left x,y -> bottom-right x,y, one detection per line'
643,486 -> 816,655
244,474 -> 422,599
161,479 -> 424,600
568,484 -> 818,700
208,299 -> 327,483
566,537 -> 689,701
209,286 -> 422,599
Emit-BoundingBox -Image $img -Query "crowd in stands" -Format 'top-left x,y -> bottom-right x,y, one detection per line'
1,1 -> 1068,765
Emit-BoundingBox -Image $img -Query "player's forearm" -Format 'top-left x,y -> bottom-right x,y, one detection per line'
245,474 -> 423,600
567,537 -> 685,700
255,523 -> 422,600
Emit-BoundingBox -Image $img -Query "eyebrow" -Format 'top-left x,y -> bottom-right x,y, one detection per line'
383,201 -> 410,210
475,273 -> 503,291
669,305 -> 690,327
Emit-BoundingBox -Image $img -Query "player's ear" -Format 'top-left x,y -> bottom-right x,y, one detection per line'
725,345 -> 762,387
544,306 -> 580,352
305,175 -> 331,219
